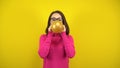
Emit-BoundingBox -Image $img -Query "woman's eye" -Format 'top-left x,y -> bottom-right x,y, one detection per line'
51,17 -> 62,21
58,19 -> 62,21
56,18 -> 62,21
51,18 -> 56,21
53,19 -> 56,21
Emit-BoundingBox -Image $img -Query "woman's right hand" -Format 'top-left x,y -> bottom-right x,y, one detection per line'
48,25 -> 53,37
48,25 -> 52,32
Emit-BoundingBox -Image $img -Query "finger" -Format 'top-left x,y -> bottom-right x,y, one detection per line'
48,25 -> 52,32
48,27 -> 51,32
49,25 -> 52,29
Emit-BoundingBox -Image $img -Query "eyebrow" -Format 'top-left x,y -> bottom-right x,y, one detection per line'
51,17 -> 61,19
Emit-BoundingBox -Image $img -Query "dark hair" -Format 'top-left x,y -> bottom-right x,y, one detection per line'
45,10 -> 70,35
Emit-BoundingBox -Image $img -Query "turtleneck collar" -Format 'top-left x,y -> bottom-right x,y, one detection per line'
51,33 -> 62,44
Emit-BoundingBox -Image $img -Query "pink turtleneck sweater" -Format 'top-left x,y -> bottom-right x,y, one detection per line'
38,32 -> 75,68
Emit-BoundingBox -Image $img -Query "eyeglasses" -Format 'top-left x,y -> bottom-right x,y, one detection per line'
51,17 -> 62,21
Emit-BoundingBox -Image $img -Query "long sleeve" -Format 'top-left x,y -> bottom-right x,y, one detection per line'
38,32 -> 53,58
61,32 -> 75,58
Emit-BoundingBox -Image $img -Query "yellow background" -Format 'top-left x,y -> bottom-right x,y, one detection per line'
0,0 -> 119,68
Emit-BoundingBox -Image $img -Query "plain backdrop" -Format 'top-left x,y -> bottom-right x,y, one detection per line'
0,0 -> 119,68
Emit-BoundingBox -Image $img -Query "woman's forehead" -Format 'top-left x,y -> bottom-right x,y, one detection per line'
51,13 -> 62,18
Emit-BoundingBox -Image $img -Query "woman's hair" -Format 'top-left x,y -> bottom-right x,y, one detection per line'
45,10 -> 70,35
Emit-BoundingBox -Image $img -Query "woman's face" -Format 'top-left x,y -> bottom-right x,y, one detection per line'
50,13 -> 62,24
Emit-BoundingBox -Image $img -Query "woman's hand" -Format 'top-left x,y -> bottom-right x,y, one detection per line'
48,25 -> 53,36
62,25 -> 66,32
48,25 -> 52,32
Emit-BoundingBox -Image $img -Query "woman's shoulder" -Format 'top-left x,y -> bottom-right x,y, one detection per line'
68,34 -> 73,38
68,34 -> 73,37
68,34 -> 74,41
40,34 -> 47,39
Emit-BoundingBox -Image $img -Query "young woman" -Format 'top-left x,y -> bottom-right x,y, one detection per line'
38,10 -> 75,68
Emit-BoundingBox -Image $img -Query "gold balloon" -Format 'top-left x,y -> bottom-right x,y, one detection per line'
51,21 -> 64,33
